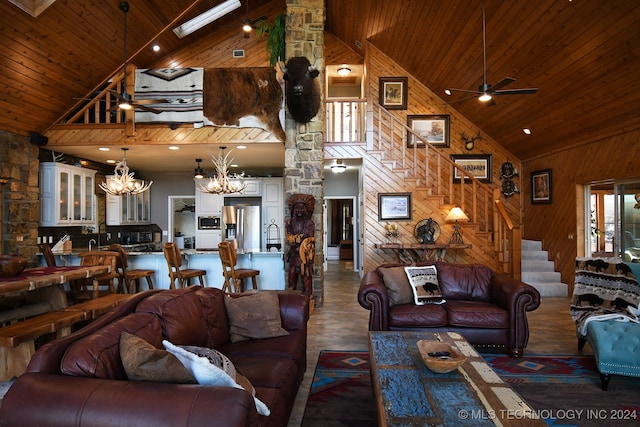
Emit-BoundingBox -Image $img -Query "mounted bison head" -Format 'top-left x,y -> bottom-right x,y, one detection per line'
279,56 -> 321,124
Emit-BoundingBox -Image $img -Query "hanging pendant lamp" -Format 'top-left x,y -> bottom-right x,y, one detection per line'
99,148 -> 152,195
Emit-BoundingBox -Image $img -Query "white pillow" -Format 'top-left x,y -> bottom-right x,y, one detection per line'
162,340 -> 270,416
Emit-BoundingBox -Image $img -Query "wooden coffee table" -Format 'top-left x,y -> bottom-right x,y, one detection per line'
368,331 -> 545,426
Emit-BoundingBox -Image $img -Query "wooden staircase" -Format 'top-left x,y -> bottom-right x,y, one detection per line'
326,100 -> 521,277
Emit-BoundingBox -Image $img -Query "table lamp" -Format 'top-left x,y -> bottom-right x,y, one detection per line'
445,207 -> 469,245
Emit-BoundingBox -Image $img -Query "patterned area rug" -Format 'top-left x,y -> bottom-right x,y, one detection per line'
301,351 -> 376,427
302,351 -> 640,427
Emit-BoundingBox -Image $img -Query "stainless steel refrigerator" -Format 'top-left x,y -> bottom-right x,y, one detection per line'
223,204 -> 261,253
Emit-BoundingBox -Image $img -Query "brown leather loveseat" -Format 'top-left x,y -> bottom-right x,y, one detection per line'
0,286 -> 309,427
358,261 -> 540,357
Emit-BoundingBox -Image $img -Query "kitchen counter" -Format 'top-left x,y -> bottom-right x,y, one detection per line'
42,250 -> 285,290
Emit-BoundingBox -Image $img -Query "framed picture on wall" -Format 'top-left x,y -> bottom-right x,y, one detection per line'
379,77 -> 408,110
407,114 -> 450,148
378,193 -> 412,221
531,169 -> 552,204
451,154 -> 492,183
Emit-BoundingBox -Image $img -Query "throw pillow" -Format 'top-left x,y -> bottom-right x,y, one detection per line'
224,291 -> 289,343
404,265 -> 445,305
120,332 -> 196,384
163,340 -> 269,416
379,266 -> 413,305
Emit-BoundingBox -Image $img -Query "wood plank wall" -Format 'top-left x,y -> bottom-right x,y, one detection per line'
361,44 -> 524,274
523,129 -> 640,294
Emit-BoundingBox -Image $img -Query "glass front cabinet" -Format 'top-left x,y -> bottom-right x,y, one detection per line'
40,162 -> 96,226
106,185 -> 151,225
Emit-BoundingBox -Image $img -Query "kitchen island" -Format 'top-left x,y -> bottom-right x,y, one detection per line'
43,249 -> 286,291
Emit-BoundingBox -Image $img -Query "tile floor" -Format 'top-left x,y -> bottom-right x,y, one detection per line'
287,260 -> 585,426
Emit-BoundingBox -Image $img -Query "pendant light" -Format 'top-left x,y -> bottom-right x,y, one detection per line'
198,147 -> 246,195
194,158 -> 204,179
118,2 -> 132,110
99,148 -> 152,195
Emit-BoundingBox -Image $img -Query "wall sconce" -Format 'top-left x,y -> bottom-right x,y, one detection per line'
445,207 -> 469,244
194,158 -> 204,179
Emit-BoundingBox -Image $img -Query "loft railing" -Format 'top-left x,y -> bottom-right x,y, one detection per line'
325,98 -> 366,143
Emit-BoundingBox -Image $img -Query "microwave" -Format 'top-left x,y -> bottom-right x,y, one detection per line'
198,216 -> 221,230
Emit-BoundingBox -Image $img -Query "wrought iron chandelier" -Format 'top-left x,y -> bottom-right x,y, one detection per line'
99,148 -> 152,195
198,147 -> 246,195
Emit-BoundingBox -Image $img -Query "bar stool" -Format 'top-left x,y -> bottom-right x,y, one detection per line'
218,241 -> 259,293
163,242 -> 206,289
38,243 -> 56,267
109,244 -> 155,293
70,251 -> 119,300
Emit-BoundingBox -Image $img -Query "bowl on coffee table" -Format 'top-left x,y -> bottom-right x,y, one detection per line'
417,340 -> 467,373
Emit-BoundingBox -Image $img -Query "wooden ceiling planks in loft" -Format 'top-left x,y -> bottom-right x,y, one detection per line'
0,0 -> 639,164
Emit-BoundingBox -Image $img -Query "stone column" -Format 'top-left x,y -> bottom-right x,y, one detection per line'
284,0 -> 325,306
0,131 -> 40,263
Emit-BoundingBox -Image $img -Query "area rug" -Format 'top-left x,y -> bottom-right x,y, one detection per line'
301,351 -> 640,427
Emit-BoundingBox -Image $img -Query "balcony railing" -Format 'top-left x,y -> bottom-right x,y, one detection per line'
325,98 -> 366,143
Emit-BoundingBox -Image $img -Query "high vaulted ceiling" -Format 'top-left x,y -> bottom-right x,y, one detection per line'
1,0 -> 638,173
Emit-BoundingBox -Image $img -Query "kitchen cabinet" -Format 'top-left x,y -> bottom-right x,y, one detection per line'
195,230 -> 222,250
226,179 -> 261,197
195,188 -> 222,215
106,188 -> 151,225
40,162 -> 96,227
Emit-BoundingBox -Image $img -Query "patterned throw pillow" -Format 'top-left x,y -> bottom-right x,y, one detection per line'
163,340 -> 269,416
404,265 -> 445,305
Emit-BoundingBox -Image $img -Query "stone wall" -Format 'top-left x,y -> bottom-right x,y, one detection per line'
284,0 -> 325,305
0,131 -> 40,263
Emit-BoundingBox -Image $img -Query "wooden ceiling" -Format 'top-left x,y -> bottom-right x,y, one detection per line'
1,0 -> 638,168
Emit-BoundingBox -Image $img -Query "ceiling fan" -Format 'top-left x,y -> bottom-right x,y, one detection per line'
445,0 -> 537,106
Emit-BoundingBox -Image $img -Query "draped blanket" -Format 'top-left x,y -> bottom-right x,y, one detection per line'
570,257 -> 640,336
134,67 -> 285,140
134,68 -> 204,123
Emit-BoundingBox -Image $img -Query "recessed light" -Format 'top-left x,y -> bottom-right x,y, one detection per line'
169,146 -> 179,150
98,147 -> 110,151
444,89 -> 452,96
152,44 -> 160,52
236,145 -> 247,149
106,159 -> 116,164
523,128 -> 532,135
230,164 -> 238,168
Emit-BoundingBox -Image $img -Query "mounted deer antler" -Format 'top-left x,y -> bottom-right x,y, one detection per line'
461,131 -> 483,150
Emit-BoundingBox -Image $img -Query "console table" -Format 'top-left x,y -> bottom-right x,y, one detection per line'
375,243 -> 471,263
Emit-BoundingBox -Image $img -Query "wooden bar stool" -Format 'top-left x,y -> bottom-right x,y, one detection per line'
70,251 -> 119,300
163,242 -> 206,289
218,241 -> 259,293
38,243 -> 56,267
109,244 -> 155,293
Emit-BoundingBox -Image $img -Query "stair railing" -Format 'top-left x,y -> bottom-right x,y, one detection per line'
359,101 -> 519,274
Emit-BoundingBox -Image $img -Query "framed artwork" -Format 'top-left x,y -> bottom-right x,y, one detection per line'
379,77 -> 408,110
451,154 -> 492,183
531,169 -> 552,204
407,114 -> 450,148
378,193 -> 412,221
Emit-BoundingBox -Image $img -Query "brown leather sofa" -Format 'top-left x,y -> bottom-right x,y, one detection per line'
0,287 -> 309,427
358,261 -> 540,357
